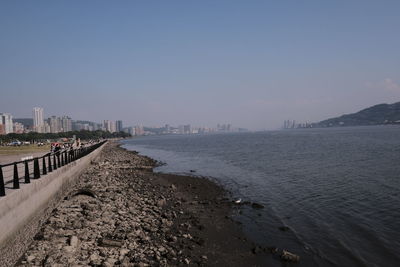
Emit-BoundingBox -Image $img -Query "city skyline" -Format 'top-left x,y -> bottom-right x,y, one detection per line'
1,106 -> 241,136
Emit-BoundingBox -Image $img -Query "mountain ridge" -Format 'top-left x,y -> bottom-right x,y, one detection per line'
315,101 -> 400,127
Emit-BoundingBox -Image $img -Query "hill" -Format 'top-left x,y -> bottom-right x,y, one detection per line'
315,102 -> 400,127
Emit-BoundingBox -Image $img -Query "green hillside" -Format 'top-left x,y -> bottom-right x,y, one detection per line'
315,102 -> 400,127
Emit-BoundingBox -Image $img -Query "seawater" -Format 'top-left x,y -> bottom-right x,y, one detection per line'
121,126 -> 400,267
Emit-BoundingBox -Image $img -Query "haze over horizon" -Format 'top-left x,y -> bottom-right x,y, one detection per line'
1,1 -> 399,130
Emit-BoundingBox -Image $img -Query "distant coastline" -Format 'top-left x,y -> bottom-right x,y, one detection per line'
283,101 -> 400,129
314,101 -> 400,128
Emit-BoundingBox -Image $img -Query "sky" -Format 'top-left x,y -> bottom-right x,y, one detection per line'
0,1 -> 399,130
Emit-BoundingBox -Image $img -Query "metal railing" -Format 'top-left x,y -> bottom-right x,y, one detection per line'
0,140 -> 106,197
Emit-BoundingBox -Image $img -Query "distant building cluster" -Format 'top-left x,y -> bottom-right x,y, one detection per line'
283,120 -> 313,129
134,123 -> 247,136
0,107 -> 127,136
1,107 -> 248,137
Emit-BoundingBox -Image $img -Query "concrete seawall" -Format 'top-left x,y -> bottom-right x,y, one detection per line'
0,142 -> 106,267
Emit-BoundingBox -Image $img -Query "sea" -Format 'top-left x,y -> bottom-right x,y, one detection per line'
121,125 -> 400,267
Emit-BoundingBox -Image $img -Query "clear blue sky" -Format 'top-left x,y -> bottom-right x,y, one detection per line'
1,1 -> 399,130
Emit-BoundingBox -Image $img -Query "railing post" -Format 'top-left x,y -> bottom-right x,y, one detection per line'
64,151 -> 68,164
0,166 -> 5,196
57,153 -> 61,168
13,163 -> 20,189
53,154 -> 57,170
48,154 -> 52,172
24,161 -> 30,183
34,158 -> 40,179
42,156 -> 47,175
61,152 -> 64,166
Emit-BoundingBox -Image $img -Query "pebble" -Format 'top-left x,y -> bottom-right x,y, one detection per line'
70,236 -> 79,247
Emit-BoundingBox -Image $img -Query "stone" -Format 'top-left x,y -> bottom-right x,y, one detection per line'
103,257 -> 118,266
100,238 -> 124,247
70,235 -> 79,247
251,246 -> 262,254
63,246 -> 75,253
120,248 -> 130,256
278,226 -> 290,231
26,255 -> 36,263
281,250 -> 300,262
251,202 -> 264,209
90,253 -> 102,265
120,257 -> 131,266
157,199 -> 167,207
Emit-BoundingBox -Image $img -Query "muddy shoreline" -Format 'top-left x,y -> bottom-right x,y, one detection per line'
16,141 -> 271,266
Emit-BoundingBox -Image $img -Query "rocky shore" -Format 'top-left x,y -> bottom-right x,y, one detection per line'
17,142 -> 267,266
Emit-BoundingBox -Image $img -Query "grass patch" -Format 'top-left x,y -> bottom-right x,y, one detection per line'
0,145 -> 51,155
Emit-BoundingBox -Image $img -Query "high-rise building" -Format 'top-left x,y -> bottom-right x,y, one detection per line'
103,120 -> 116,132
178,125 -> 184,134
0,113 -> 13,134
116,120 -> 123,132
49,116 -> 61,133
33,107 -> 44,133
183,124 -> 191,134
134,125 -> 144,136
123,126 -> 135,136
111,121 -> 116,133
103,120 -> 110,132
44,122 -> 51,133
61,116 -> 72,132
0,124 -> 5,135
165,124 -> 170,134
13,122 -> 24,134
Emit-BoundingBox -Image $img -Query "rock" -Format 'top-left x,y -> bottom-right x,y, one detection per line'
251,202 -> 264,209
70,235 -> 79,247
26,255 -> 36,263
120,257 -> 131,266
120,248 -> 130,256
167,235 -> 178,242
103,257 -> 118,266
252,246 -> 262,254
281,250 -> 300,262
184,258 -> 190,265
100,238 -> 124,247
63,246 -> 74,253
90,253 -> 102,265
157,199 -> 167,207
